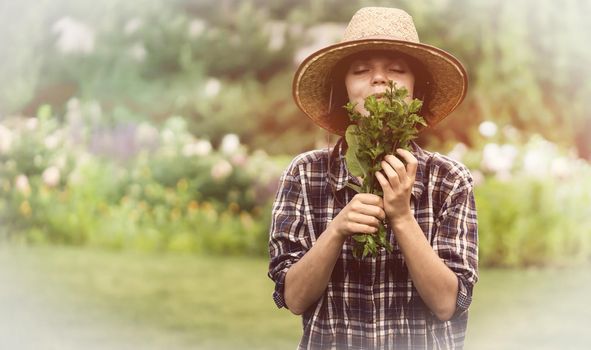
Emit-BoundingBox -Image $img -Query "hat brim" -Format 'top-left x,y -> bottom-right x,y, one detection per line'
293,39 -> 468,135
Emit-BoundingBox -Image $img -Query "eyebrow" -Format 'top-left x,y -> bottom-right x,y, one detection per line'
349,57 -> 408,67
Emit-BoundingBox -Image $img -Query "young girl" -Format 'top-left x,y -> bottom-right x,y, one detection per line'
269,7 -> 478,350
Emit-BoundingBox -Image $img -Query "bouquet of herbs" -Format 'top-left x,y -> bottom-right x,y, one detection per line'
344,81 -> 427,258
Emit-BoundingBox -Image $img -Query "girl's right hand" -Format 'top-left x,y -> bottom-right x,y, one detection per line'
329,193 -> 386,238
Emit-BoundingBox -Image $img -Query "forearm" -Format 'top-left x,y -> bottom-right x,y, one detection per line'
284,226 -> 346,315
391,214 -> 458,321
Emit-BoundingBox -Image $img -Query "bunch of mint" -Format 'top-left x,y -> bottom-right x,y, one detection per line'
344,81 -> 427,259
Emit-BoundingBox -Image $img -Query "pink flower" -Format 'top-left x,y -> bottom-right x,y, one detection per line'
42,166 -> 61,187
15,175 -> 31,196
211,160 -> 233,181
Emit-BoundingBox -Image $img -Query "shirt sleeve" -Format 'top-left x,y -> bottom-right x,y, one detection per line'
267,162 -> 312,309
432,167 -> 479,318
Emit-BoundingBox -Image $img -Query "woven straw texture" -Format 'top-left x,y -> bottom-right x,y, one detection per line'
293,7 -> 468,135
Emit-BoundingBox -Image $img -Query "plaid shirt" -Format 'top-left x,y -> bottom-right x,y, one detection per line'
268,138 -> 478,350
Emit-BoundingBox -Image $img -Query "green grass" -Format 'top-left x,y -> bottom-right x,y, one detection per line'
0,245 -> 301,350
1,244 -> 590,349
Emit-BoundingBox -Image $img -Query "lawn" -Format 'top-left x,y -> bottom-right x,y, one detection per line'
0,245 -> 589,349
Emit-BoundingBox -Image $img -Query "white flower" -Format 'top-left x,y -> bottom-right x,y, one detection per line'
220,134 -> 240,155
135,122 -> 159,145
26,118 -> 38,130
231,153 -> 247,166
0,124 -> 13,154
188,19 -> 206,38
471,170 -> 485,186
42,166 -> 61,187
52,17 -> 95,54
182,140 -> 212,157
551,157 -> 572,179
502,124 -> 520,140
161,129 -> 175,144
266,21 -> 286,51
523,150 -> 550,178
481,143 -> 517,176
15,175 -> 31,196
447,142 -> 468,162
478,121 -> 498,138
204,78 -> 221,98
211,160 -> 233,180
294,23 -> 346,64
44,131 -> 62,150
522,136 -> 556,178
124,18 -> 143,36
66,98 -> 83,124
128,42 -> 147,62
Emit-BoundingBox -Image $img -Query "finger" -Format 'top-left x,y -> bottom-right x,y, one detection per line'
350,199 -> 386,221
354,193 -> 384,208
357,203 -> 386,221
348,222 -> 378,235
375,171 -> 394,199
396,149 -> 418,179
348,211 -> 381,228
384,154 -> 407,180
381,159 -> 402,187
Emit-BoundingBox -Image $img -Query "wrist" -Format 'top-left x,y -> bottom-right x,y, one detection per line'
389,211 -> 415,231
326,224 -> 348,244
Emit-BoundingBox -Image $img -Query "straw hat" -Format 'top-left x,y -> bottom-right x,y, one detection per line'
292,7 -> 468,135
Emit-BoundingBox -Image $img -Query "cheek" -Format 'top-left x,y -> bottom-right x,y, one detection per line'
345,77 -> 365,101
392,76 -> 415,101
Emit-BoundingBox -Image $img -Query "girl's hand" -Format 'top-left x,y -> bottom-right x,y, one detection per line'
329,193 -> 386,239
375,149 -> 417,225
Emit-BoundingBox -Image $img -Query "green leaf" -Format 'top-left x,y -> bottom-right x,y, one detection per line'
346,182 -> 362,193
367,234 -> 375,247
344,125 -> 366,178
352,234 -> 367,243
362,245 -> 370,258
409,99 -> 423,113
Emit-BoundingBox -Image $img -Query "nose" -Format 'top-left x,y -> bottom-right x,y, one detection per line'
370,68 -> 387,86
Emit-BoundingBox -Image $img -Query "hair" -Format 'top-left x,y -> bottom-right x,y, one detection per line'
328,50 -> 433,116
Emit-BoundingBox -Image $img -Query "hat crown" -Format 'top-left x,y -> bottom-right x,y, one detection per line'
342,7 -> 420,43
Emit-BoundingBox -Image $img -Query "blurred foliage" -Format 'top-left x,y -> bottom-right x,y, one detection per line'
476,176 -> 591,267
1,0 -> 590,157
1,0 -> 591,267
0,107 -> 284,256
1,109 -> 591,266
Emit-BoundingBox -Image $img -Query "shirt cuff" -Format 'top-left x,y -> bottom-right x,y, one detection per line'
453,275 -> 473,318
272,268 -> 289,309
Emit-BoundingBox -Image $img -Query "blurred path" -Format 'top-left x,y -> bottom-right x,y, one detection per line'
466,263 -> 591,350
2,244 -> 590,350
0,246 -> 196,350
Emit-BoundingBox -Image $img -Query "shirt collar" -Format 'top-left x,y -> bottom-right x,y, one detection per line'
328,138 -> 427,200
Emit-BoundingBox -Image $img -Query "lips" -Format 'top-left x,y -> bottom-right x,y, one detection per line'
371,92 -> 386,101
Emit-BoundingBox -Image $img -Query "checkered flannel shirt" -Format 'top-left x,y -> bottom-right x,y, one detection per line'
268,138 -> 478,350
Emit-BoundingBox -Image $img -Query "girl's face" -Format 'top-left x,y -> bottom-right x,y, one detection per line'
345,53 -> 415,116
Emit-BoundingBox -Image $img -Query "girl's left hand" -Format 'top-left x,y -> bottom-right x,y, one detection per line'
375,148 -> 417,225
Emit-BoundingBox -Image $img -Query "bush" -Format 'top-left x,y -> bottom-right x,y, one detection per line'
476,176 -> 591,267
0,110 -> 282,255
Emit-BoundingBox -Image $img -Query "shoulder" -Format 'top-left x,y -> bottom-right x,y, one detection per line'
283,148 -> 330,177
419,147 -> 474,193
431,153 -> 473,185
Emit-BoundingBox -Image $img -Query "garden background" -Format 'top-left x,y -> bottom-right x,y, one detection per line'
1,0 -> 590,349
